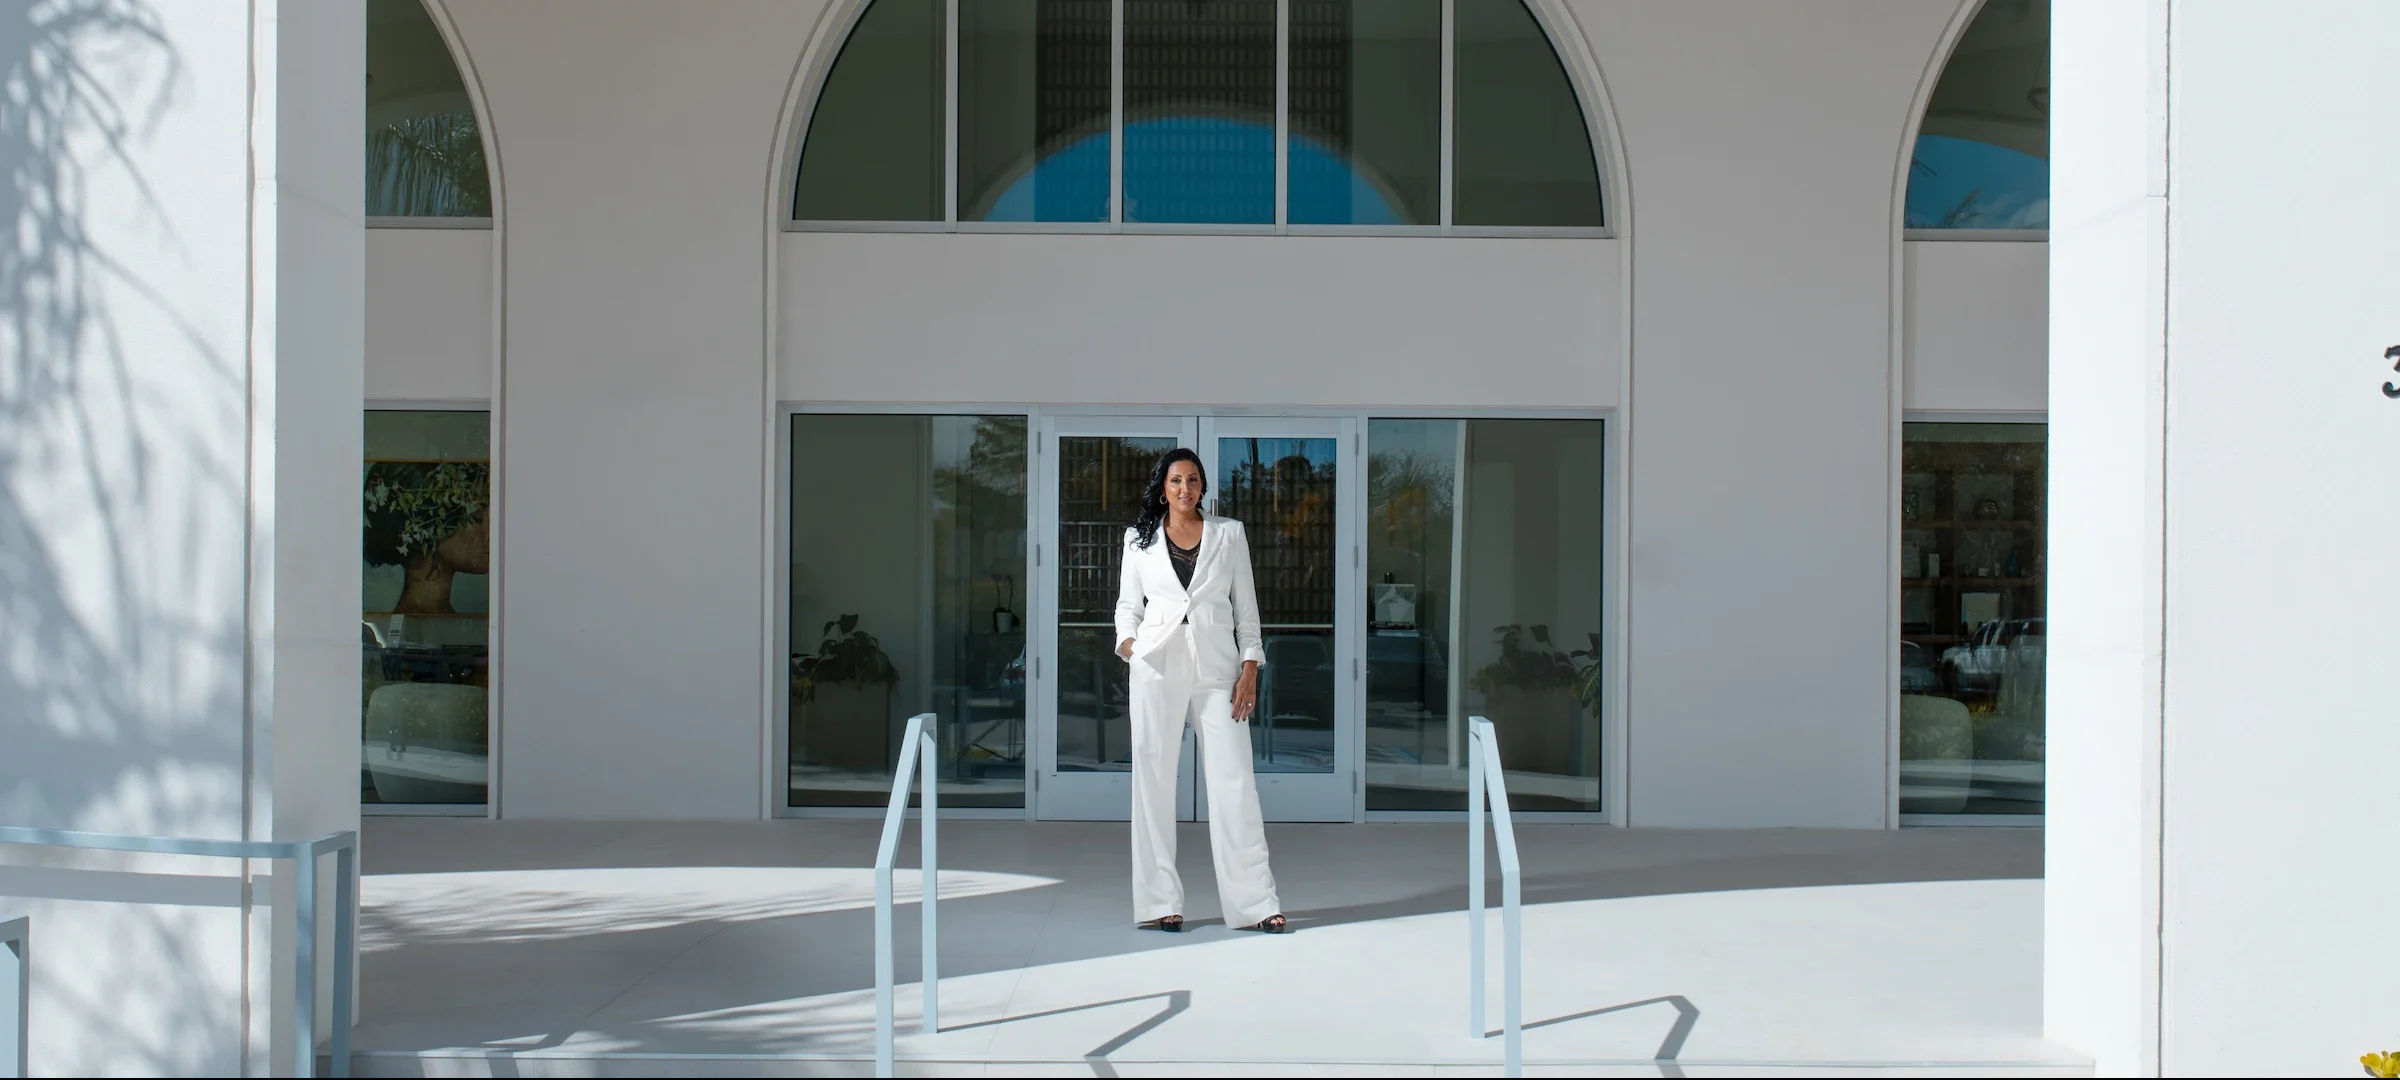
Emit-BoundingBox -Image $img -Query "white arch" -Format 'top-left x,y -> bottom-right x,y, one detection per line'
409,0 -> 512,817
1880,0 -> 2010,828
1517,0 -> 1634,822
752,0 -> 1640,819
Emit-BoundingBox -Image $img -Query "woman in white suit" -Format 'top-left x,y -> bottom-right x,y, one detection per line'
1114,448 -> 1289,934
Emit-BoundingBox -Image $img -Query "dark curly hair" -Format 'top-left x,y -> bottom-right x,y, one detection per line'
1131,447 -> 1207,550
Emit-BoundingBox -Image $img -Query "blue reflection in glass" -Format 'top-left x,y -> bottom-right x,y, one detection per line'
1906,135 -> 2048,230
1289,135 -> 1405,227
1124,116 -> 1273,224
989,117 -> 1400,226
980,131 -> 1110,223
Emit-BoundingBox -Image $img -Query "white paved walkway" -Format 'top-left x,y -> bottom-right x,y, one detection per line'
349,820 -> 2079,1077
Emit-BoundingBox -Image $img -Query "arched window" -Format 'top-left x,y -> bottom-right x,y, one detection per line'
1909,0 -> 2048,232
793,0 -> 1605,231
367,0 -> 492,219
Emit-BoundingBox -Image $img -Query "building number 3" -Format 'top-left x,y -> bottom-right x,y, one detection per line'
2384,345 -> 2400,398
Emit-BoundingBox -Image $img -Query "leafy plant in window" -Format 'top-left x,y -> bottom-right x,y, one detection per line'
1569,631 -> 1603,716
1469,626 -> 1603,716
791,614 -> 900,707
1469,624 -> 1601,776
2364,1050 -> 2400,1078
363,461 -> 490,613
366,109 -> 490,216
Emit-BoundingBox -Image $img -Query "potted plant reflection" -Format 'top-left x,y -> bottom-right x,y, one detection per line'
1470,625 -> 1600,776
792,615 -> 902,781
362,455 -> 490,803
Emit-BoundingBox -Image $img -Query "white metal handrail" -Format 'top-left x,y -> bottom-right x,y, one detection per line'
2,914 -> 24,1080
875,713 -> 940,1079
1467,715 -> 1523,1077
0,827 -> 357,1078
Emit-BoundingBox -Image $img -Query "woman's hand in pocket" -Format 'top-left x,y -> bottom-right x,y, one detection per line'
1118,638 -> 1135,660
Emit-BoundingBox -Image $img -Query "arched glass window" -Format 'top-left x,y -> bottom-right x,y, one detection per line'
793,0 -> 1605,230
367,0 -> 492,218
1909,0 -> 2048,232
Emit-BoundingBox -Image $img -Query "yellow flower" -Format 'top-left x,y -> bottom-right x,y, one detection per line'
2363,1050 -> 2400,1078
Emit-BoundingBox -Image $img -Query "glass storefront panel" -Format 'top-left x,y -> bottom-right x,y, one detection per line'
1052,435 -> 1178,773
1366,418 -> 1604,812
362,410 -> 491,805
1908,0 -> 2047,229
1122,0 -> 1279,224
1363,420 -> 1458,806
1287,0 -> 1441,226
1452,0 -> 1605,228
1215,437 -> 1340,774
789,415 -> 1029,807
792,0 -> 947,221
959,0 -> 1113,223
795,0 -> 1612,230
366,0 -> 491,217
1899,422 -> 2046,815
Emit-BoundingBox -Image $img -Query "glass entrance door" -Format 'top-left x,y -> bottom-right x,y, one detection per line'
1199,417 -> 1358,822
1033,414 -> 1360,822
1034,415 -> 1199,820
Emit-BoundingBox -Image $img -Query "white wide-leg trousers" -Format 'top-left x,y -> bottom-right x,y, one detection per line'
1128,624 -> 1282,928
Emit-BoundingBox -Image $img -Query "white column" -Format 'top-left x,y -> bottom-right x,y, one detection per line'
0,2 -> 363,1074
2044,1 -> 2168,1073
444,0 -> 823,819
1570,0 -> 1954,826
2048,1 -> 2400,1073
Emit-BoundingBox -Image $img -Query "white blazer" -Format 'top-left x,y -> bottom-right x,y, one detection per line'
1114,515 -> 1268,681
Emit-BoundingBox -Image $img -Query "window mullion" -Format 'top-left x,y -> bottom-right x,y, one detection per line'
1440,0 -> 1455,233
1111,0 -> 1126,229
1275,0 -> 1290,231
944,0 -> 959,227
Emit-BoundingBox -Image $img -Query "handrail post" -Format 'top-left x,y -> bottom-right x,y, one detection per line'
874,844 -> 893,1076
0,829 -> 357,1079
919,725 -> 938,1036
1467,716 -> 1523,1077
876,713 -> 938,1079
1502,838 -> 1522,1075
1467,722 -> 1485,1039
2,915 -> 27,1080
331,837 -> 357,1078
294,844 -> 317,1079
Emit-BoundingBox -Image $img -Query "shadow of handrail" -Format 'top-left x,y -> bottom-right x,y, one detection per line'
941,990 -> 1190,1078
1489,993 -> 1698,1077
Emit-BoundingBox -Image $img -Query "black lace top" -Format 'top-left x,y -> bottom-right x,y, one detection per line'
1166,532 -> 1199,590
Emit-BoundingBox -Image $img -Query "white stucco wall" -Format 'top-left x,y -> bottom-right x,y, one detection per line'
2156,1 -> 2400,1071
1905,240 -> 2048,415
359,0 -> 2060,831
781,233 -> 1621,407
1574,0 -> 1960,826
366,228 -> 494,402
2049,0 -> 2400,1073
443,0 -> 827,818
0,1 -> 364,1074
394,229 -> 2049,419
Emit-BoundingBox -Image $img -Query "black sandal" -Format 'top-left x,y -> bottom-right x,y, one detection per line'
1138,915 -> 1185,933
1242,914 -> 1291,934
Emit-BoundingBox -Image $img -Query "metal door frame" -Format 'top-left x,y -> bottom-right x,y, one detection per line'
1195,414 -> 1360,822
1032,414 -> 1200,820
